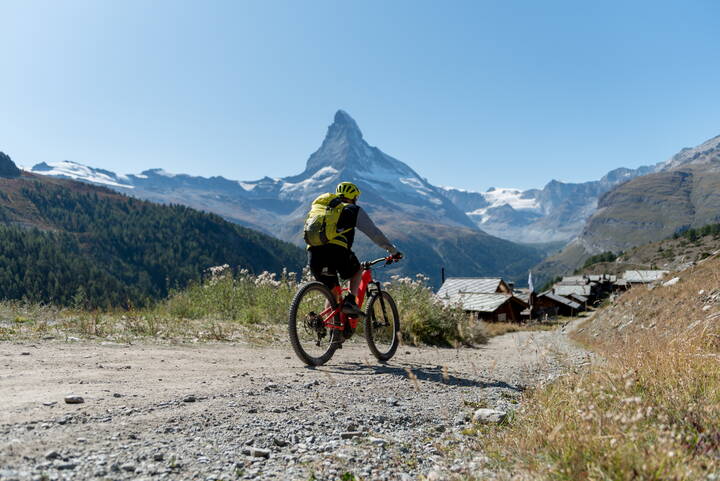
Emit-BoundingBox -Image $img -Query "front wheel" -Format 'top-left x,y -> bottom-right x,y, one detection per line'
364,291 -> 400,362
288,282 -> 340,366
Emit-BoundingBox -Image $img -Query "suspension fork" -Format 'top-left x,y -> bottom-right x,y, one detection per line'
369,281 -> 390,325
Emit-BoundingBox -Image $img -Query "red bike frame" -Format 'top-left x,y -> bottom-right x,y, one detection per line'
317,255 -> 394,332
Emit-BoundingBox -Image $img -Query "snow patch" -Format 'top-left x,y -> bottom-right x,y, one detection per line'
238,182 -> 257,191
398,177 -> 442,204
280,166 -> 338,196
464,187 -> 540,223
482,188 -> 539,211
152,169 -> 176,178
30,161 -> 133,189
439,185 -> 474,193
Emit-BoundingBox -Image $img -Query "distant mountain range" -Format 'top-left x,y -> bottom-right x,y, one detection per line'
23,110 -> 716,287
25,115 -> 656,246
439,164 -> 656,243
534,133 -> 720,283
23,111 -> 551,285
23,111 -> 668,282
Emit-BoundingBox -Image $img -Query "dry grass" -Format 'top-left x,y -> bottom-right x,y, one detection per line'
464,255 -> 720,480
481,318 -> 567,338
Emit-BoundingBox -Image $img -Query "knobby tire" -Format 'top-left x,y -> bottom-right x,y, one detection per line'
288,281 -> 340,366
364,290 -> 400,362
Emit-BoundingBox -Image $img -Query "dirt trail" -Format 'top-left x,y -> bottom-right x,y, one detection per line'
0,325 -> 588,481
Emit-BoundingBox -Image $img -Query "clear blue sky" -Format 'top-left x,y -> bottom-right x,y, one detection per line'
1,0 -> 719,191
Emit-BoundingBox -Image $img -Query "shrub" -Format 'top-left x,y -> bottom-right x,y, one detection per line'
158,265 -> 300,324
384,274 -> 486,346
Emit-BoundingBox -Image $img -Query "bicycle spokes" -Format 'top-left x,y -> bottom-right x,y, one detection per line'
292,286 -> 336,358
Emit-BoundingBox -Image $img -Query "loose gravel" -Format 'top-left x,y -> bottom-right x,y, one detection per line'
0,324 -> 588,480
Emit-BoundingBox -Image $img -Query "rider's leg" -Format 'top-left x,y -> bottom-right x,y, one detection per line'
307,246 -> 345,342
341,268 -> 365,318
349,268 -> 361,297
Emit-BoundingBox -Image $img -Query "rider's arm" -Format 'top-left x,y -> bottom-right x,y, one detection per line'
356,207 -> 398,254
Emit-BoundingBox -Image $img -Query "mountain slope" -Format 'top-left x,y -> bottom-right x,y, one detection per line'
0,157 -> 305,307
533,133 -> 720,284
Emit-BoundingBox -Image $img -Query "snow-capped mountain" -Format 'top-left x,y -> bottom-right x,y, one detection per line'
24,111 -> 545,285
226,110 -> 475,231
31,161 -> 134,188
25,110 -> 659,247
440,164 -> 657,243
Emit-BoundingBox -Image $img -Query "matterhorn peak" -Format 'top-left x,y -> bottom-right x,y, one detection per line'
326,109 -> 363,141
333,109 -> 358,127
303,110 -> 368,174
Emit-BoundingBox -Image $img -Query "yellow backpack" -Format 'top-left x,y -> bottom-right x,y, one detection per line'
303,193 -> 351,247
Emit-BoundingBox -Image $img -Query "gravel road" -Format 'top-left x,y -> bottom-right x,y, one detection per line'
0,326 -> 588,481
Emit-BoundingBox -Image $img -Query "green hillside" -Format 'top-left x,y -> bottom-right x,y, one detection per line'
0,173 -> 305,308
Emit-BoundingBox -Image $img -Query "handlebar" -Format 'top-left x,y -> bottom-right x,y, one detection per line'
363,253 -> 403,269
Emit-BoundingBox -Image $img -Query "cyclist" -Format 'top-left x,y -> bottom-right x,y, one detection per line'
306,181 -> 403,322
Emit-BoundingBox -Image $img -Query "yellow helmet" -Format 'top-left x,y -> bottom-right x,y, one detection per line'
336,181 -> 361,200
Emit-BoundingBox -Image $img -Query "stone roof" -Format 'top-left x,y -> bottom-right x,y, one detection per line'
449,293 -> 512,313
559,276 -> 588,285
540,292 -> 581,310
568,293 -> 588,303
554,284 -> 593,297
437,278 -> 505,298
622,270 -> 669,283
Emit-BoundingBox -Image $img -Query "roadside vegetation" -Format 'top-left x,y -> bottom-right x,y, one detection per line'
0,266 -> 490,347
466,254 -> 720,480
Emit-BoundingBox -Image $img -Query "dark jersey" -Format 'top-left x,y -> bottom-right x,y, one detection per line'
335,204 -> 360,249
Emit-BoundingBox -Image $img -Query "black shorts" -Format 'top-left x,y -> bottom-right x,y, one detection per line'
307,244 -> 361,289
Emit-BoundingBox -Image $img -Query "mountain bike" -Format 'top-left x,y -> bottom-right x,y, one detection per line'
288,255 -> 401,366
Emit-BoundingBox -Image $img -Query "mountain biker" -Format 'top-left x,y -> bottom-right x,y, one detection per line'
306,181 -> 403,321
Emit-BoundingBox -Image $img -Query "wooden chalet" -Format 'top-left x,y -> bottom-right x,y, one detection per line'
535,291 -> 582,318
437,277 -> 528,322
567,293 -> 589,309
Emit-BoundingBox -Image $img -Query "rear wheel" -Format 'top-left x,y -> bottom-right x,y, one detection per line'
364,291 -> 400,362
288,282 -> 340,366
